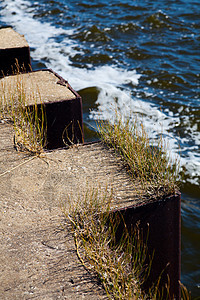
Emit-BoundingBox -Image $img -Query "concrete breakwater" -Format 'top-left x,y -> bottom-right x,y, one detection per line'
0,27 -> 181,299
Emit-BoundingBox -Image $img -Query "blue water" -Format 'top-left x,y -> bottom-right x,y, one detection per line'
0,0 -> 199,297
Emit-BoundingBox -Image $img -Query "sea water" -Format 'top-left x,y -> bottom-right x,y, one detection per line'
0,0 -> 199,297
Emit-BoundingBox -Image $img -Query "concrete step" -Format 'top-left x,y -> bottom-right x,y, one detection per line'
0,69 -> 83,149
0,122 -> 181,298
0,27 -> 31,76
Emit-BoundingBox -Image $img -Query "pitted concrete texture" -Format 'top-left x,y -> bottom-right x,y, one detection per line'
0,70 -> 76,105
0,27 -> 29,49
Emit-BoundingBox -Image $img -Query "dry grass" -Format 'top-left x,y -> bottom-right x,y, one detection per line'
0,73 -> 46,155
97,114 -> 180,200
64,188 -> 192,299
64,188 -> 165,300
180,283 -> 192,300
63,113 -> 184,299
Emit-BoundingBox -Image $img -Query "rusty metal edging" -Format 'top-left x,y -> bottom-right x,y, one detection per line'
111,192 -> 181,299
32,68 -> 84,148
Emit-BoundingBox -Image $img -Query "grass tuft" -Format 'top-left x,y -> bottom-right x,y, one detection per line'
0,73 -> 47,155
97,113 -> 180,200
64,188 -> 161,299
65,187 -> 191,299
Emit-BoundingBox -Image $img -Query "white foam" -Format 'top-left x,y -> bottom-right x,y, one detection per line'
91,90 -> 200,184
1,0 -> 199,185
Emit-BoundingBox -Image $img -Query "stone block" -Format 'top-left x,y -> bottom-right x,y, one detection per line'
0,69 -> 83,149
0,27 -> 31,76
